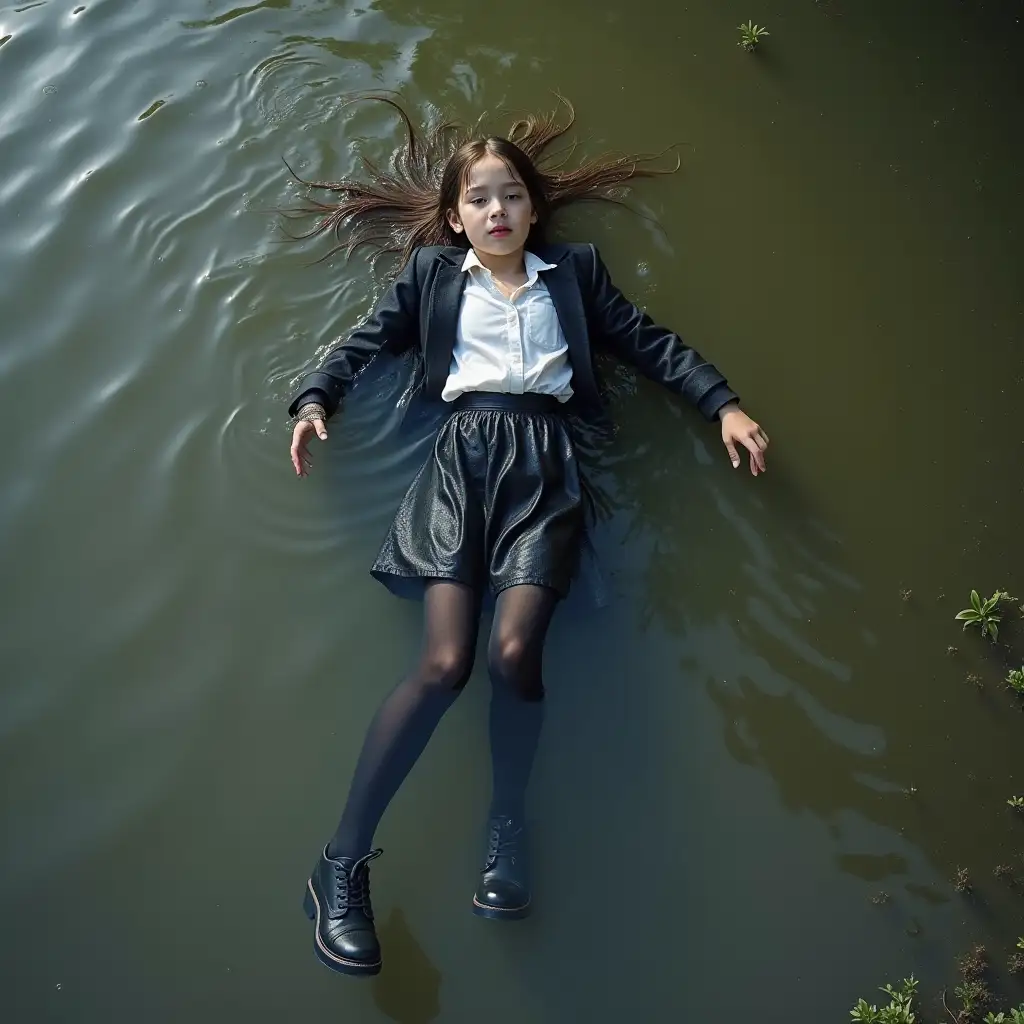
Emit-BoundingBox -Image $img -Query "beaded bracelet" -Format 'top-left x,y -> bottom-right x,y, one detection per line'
295,402 -> 327,424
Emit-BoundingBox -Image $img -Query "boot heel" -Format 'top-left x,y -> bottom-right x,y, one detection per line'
303,884 -> 316,921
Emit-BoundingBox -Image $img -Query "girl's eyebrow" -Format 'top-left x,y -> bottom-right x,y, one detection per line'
465,180 -> 523,194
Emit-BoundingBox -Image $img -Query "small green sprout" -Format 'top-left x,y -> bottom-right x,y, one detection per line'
1008,796 -> 1024,811
1005,667 -> 1024,695
955,589 -> 1006,640
738,20 -> 770,51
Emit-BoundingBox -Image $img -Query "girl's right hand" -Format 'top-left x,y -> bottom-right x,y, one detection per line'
290,417 -> 328,477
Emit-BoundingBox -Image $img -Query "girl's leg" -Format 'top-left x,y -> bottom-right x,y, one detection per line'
486,583 -> 558,820
328,579 -> 481,860
473,584 -> 558,921
306,579 -> 480,976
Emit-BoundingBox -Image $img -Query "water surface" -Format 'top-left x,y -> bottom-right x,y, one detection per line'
1,0 -> 1023,1020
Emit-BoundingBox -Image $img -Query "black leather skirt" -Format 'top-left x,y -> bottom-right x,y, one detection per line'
370,392 -> 584,599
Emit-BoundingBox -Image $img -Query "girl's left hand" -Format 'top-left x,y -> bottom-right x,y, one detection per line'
719,403 -> 769,476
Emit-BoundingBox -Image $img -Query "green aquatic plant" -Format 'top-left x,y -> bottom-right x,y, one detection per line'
738,20 -> 770,51
942,945 -> 996,1022
850,975 -> 918,1022
955,590 -> 1007,641
1008,796 -> 1024,811
954,978 -> 993,1019
1005,668 -> 1024,695
983,1009 -> 1024,1023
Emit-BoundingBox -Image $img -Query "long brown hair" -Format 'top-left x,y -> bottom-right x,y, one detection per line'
283,94 -> 678,269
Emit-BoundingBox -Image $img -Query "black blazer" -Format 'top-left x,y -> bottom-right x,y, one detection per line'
288,242 -> 737,421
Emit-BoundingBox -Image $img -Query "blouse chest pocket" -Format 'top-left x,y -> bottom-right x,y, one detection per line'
523,288 -> 568,353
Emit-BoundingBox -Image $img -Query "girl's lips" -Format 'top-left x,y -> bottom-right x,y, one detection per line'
489,227 -> 511,235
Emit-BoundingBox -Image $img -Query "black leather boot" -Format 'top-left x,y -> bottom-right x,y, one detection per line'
472,816 -> 530,920
303,846 -> 383,975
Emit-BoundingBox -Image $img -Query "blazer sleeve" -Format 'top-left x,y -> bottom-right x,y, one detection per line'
287,249 -> 424,418
584,243 -> 738,420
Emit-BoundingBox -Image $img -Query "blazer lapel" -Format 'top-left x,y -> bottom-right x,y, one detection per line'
542,255 -> 601,406
423,252 -> 467,397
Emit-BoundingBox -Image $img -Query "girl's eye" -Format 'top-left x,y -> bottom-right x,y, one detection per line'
506,193 -> 521,201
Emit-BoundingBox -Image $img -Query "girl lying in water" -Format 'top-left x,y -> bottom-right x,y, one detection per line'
286,96 -> 768,976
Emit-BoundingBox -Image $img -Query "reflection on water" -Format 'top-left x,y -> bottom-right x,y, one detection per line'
601,381 -> 1023,954
1,0 -> 1023,1020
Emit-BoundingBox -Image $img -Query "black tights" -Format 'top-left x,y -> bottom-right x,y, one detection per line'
327,580 -> 558,861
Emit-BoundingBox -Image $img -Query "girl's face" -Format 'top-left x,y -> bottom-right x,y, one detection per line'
446,153 -> 538,257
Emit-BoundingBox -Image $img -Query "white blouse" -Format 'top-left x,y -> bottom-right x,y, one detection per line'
441,248 -> 575,403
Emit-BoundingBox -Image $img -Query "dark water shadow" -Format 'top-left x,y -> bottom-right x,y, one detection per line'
372,907 -> 442,1023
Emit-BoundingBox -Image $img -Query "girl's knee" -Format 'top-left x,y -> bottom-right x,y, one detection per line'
487,636 -> 544,701
491,633 -> 527,672
418,645 -> 474,692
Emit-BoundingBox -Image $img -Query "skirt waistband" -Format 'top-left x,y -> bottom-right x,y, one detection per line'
449,392 -> 563,415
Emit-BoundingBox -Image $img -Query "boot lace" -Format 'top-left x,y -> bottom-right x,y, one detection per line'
485,818 -> 522,869
334,848 -> 382,918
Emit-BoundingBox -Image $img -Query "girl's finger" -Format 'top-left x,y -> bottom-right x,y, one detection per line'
758,429 -> 770,446
313,418 -> 328,441
740,435 -> 766,473
724,440 -> 740,468
752,432 -> 768,452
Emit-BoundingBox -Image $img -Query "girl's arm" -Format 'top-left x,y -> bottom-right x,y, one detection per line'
585,244 -> 768,474
288,249 -> 425,420
585,244 -> 736,420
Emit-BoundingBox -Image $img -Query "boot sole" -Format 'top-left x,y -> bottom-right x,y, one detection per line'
303,881 -> 382,976
471,895 -> 531,921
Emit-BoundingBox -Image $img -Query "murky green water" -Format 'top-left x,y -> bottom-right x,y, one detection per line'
2,0 -> 1023,1020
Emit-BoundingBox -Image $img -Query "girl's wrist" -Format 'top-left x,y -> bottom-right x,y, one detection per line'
296,402 -> 327,423
717,400 -> 741,420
